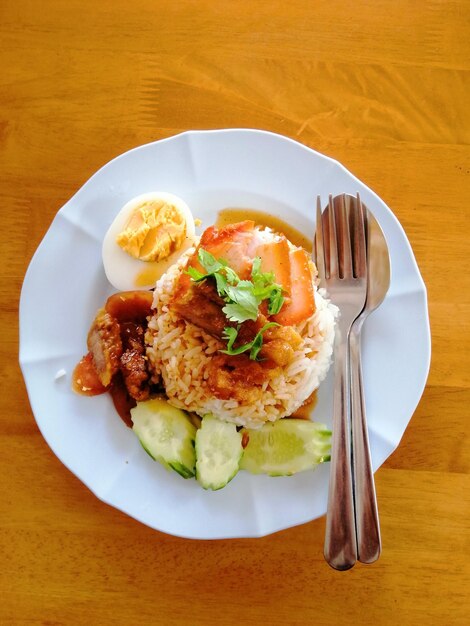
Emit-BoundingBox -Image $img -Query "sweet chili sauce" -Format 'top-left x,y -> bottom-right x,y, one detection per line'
72,353 -> 108,396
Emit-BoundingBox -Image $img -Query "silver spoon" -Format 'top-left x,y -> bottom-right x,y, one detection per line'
332,193 -> 391,563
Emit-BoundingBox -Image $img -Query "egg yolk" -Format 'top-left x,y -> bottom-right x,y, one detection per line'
116,200 -> 186,262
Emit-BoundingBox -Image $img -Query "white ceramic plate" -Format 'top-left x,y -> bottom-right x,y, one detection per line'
20,129 -> 430,539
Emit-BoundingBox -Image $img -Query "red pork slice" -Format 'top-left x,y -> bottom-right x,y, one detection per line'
190,220 -> 256,279
255,236 -> 291,292
272,248 -> 315,326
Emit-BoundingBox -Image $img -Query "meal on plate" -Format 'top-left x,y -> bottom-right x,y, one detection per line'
73,192 -> 336,490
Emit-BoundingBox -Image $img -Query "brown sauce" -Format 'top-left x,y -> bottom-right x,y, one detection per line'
216,208 -> 312,252
109,372 -> 136,428
134,208 -> 311,287
290,389 -> 318,420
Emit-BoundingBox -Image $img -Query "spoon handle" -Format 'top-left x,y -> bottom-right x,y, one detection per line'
350,325 -> 381,563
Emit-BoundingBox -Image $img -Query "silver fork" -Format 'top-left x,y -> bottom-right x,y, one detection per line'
315,193 -> 368,571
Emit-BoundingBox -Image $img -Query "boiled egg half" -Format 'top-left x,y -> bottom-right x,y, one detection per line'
102,192 -> 195,291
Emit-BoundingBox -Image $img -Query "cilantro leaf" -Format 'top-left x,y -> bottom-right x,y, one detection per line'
187,247 -> 287,352
236,280 -> 254,289
251,256 -> 275,287
249,333 -> 264,360
220,325 -> 253,356
249,322 -> 280,359
197,248 -> 223,274
252,283 -> 276,300
251,256 -> 262,276
224,266 -> 240,284
210,272 -> 225,296
220,322 -> 280,360
268,287 -> 284,314
253,270 -> 276,288
224,283 -> 259,319
186,266 -> 206,281
251,255 -> 285,313
222,326 -> 239,351
222,302 -> 258,323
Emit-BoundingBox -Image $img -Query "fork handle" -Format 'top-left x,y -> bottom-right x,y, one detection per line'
324,318 -> 357,570
350,324 -> 381,563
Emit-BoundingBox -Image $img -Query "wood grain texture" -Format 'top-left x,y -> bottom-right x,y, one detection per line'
1,0 -> 469,624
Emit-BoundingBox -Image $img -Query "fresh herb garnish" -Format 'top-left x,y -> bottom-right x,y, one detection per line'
223,281 -> 259,322
186,247 -> 286,358
187,248 -> 285,324
220,323 -> 279,360
267,288 -> 284,315
250,257 -> 284,315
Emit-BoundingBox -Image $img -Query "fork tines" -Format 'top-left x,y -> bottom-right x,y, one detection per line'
316,194 -> 367,282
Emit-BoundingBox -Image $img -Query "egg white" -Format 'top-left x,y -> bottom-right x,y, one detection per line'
102,192 -> 196,291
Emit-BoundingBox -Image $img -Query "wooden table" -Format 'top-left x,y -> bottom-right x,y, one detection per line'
2,1 -> 469,624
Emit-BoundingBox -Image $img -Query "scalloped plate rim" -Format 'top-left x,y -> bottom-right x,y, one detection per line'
19,129 -> 431,539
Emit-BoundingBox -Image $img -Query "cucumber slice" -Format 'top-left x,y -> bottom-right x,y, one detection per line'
195,415 -> 243,490
240,419 -> 331,476
131,399 -> 196,478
